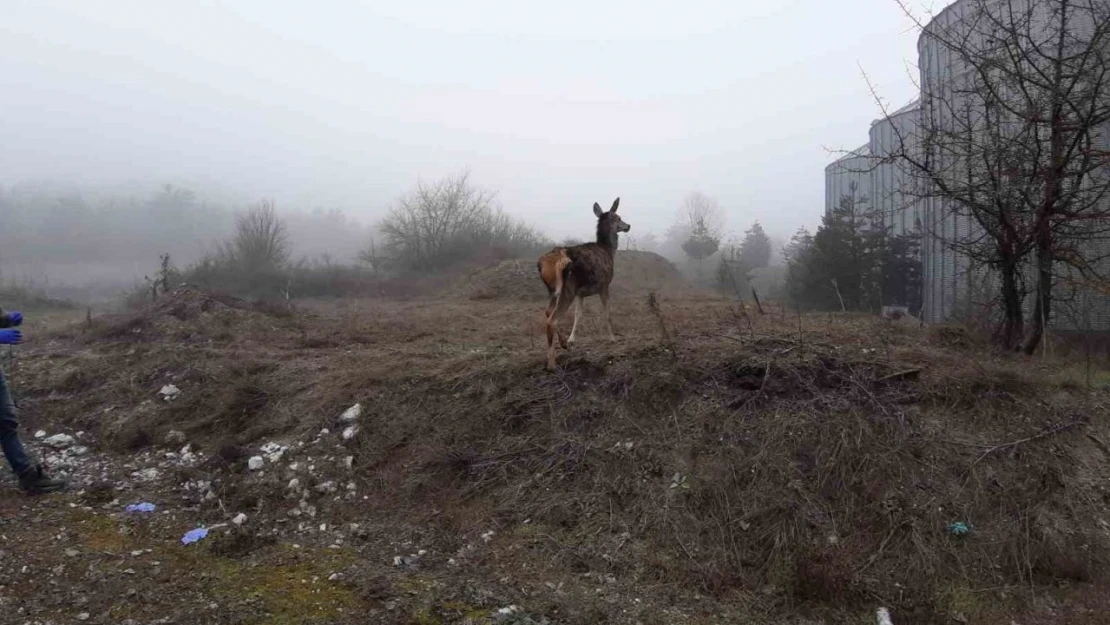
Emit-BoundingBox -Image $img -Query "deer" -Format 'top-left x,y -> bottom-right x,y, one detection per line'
536,197 -> 630,370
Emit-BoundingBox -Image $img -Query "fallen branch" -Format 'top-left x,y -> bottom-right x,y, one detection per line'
1086,433 -> 1110,457
972,420 -> 1087,466
875,368 -> 923,384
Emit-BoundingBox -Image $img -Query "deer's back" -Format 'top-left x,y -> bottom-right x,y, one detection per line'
565,243 -> 615,297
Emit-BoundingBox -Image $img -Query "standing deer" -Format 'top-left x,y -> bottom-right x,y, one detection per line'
536,197 -> 630,370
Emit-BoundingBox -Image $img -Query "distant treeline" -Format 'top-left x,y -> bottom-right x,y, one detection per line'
0,181 -> 374,297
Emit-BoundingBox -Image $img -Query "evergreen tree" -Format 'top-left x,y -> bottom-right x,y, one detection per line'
738,221 -> 772,270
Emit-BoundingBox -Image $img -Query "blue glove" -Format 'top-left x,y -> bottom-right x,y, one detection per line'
0,330 -> 21,345
6,312 -> 22,327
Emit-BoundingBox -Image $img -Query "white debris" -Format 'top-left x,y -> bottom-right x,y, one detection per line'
341,425 -> 359,441
495,605 -> 522,617
164,430 -> 186,445
481,530 -> 495,543
42,433 -> 76,450
339,403 -> 362,423
77,613 -> 90,621
179,444 -> 197,464
315,481 -> 337,494
876,607 -> 895,625
232,513 -> 248,526
287,478 -> 301,491
134,467 -> 160,482
34,430 -> 46,439
261,442 -> 287,463
343,456 -> 354,470
158,385 -> 181,401
247,456 -> 265,471
328,573 -> 342,581
319,428 -> 330,437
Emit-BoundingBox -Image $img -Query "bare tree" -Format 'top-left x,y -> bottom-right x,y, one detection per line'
677,192 -> 726,273
232,199 -> 290,275
379,170 -> 548,271
877,0 -> 1110,352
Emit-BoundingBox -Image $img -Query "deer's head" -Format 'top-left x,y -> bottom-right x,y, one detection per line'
593,197 -> 629,248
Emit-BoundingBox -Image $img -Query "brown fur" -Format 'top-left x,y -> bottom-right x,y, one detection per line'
536,197 -> 630,370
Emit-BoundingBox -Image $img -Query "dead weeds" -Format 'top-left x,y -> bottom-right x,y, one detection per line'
19,284 -> 1110,623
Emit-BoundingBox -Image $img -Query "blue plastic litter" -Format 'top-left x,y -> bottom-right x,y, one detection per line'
125,502 -> 156,513
181,527 -> 209,545
947,521 -> 971,536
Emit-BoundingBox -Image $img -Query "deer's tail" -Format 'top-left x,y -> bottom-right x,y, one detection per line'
539,249 -> 573,314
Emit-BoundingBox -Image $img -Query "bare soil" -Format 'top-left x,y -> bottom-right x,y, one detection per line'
3,283 -> 1110,624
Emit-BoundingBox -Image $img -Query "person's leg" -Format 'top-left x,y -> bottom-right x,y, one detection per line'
0,368 -> 32,476
0,367 -> 64,494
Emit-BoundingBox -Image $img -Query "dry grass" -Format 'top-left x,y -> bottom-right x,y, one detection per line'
14,283 -> 1110,623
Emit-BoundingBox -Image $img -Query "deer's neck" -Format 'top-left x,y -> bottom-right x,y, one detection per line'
596,230 -> 619,255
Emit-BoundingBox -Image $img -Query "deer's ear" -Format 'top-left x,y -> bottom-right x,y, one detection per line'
593,202 -> 604,217
610,197 -> 620,213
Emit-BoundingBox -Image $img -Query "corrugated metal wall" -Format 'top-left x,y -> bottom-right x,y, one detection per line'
824,144 -> 871,218
869,101 -> 921,236
916,0 -> 1110,328
824,0 -> 1110,328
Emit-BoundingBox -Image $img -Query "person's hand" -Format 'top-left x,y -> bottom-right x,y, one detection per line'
6,311 -> 23,327
0,329 -> 22,345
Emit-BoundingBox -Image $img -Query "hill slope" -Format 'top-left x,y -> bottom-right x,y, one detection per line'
4,288 -> 1110,624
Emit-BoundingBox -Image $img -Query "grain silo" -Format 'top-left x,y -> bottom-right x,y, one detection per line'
868,99 -> 921,236
824,143 -> 871,220
917,0 -> 1110,329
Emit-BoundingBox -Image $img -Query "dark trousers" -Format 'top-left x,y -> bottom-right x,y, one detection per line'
0,368 -> 31,476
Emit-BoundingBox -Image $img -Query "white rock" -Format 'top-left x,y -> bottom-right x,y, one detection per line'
158,385 -> 181,401
261,442 -> 284,454
164,430 -> 187,445
232,513 -> 248,526
77,613 -> 90,621
315,481 -> 337,494
135,468 -> 159,482
287,478 -> 301,491
876,607 -> 894,625
34,430 -> 46,439
339,403 -> 362,423
42,434 -> 75,450
247,456 -> 265,471
70,446 -> 90,456
341,425 -> 359,441
343,456 -> 354,470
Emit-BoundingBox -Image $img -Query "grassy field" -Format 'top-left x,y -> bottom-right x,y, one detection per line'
3,258 -> 1110,624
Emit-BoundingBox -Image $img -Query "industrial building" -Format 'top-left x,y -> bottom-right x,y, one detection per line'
824,0 -> 1110,328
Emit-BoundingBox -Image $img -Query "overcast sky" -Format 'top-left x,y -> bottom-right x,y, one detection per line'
1,0 -> 926,242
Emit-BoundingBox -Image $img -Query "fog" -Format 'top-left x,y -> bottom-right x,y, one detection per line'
1,0 -> 923,292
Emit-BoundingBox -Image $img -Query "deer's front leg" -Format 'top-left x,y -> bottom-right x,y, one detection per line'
600,290 -> 617,341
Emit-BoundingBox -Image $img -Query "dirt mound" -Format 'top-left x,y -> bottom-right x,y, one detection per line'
94,287 -> 294,343
461,250 -> 695,301
16,298 -> 1110,624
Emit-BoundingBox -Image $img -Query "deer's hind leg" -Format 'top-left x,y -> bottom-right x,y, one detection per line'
566,297 -> 583,347
544,293 -> 575,370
